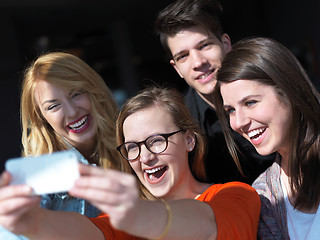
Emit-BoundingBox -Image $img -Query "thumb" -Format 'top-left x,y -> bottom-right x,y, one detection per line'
0,171 -> 12,187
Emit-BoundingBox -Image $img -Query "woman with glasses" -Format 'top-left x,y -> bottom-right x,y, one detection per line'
0,87 -> 260,239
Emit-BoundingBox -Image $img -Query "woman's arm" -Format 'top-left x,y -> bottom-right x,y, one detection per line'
28,209 -> 104,240
0,171 -> 104,240
163,199 -> 217,239
70,165 -> 218,240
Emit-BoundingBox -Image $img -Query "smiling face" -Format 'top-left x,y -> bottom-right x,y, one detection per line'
122,105 -> 196,199
34,80 -> 97,154
168,26 -> 231,105
221,79 -> 291,158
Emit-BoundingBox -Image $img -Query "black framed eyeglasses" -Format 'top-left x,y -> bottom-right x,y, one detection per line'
117,129 -> 184,161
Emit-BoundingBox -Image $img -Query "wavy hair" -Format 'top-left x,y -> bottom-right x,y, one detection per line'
21,52 -> 121,170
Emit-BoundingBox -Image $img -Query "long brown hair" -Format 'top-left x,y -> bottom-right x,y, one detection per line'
214,37 -> 320,210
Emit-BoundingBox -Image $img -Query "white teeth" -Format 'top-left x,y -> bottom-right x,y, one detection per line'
145,166 -> 164,174
199,70 -> 213,79
248,128 -> 265,138
69,116 -> 88,130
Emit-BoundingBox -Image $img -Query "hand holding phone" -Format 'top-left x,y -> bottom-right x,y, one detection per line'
5,150 -> 80,195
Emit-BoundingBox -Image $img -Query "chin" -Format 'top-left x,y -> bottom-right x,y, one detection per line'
201,86 -> 215,96
256,148 -> 274,156
148,187 -> 167,199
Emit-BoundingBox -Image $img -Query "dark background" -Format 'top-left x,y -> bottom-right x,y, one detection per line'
1,0 -> 320,171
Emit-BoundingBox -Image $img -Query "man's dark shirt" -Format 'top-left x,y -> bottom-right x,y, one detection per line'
184,87 -> 275,184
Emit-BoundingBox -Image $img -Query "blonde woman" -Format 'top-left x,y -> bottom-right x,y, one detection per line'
0,52 -> 121,239
0,87 -> 260,239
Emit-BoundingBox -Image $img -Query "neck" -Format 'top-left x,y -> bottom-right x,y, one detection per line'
163,179 -> 210,201
75,142 -> 98,165
279,149 -> 289,174
60,136 -> 98,165
86,152 -> 99,165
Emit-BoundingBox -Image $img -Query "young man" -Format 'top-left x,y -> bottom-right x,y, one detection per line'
155,0 -> 275,184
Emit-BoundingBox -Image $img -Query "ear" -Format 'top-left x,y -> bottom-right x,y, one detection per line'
170,59 -> 184,78
221,33 -> 232,53
185,130 -> 196,152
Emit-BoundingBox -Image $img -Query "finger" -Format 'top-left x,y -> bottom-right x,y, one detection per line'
0,195 -> 40,215
77,167 -> 136,188
73,175 -> 128,193
0,203 -> 40,234
79,165 -> 132,184
0,185 -> 33,201
78,164 -> 106,176
70,185 -> 121,205
70,190 -> 135,222
0,171 -> 11,187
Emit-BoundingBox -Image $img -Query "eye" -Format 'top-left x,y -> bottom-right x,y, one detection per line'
147,135 -> 166,147
224,107 -> 235,115
199,42 -> 212,50
245,100 -> 257,107
72,90 -> 85,98
175,52 -> 189,62
47,103 -> 60,111
126,143 -> 139,152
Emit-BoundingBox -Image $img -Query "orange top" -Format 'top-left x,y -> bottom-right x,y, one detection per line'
90,182 -> 260,240
197,182 -> 260,239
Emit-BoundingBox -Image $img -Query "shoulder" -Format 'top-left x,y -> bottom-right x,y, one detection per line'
252,160 -> 280,197
200,182 -> 261,239
252,170 -> 268,191
199,182 -> 260,204
205,181 -> 257,193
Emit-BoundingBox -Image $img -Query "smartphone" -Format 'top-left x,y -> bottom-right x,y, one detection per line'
5,150 -> 80,195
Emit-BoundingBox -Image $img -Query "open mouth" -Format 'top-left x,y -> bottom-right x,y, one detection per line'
248,127 -> 266,141
68,115 -> 89,132
144,166 -> 167,183
197,69 -> 215,81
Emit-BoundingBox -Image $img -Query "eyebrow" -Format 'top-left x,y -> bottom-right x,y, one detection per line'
172,38 -> 210,60
69,88 -> 78,94
41,99 -> 57,107
172,50 -> 187,60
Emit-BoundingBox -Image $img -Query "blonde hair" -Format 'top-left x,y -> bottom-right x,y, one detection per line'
21,52 -> 121,170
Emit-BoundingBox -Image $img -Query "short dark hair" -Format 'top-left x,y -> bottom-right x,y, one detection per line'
155,0 -> 224,55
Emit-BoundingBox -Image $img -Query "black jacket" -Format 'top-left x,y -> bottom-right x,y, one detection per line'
184,87 -> 275,184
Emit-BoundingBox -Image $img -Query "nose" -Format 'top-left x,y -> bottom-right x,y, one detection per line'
230,109 -> 250,133
139,144 -> 155,164
190,50 -> 205,69
63,100 -> 77,118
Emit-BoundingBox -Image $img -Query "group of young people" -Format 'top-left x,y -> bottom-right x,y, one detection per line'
0,0 -> 319,239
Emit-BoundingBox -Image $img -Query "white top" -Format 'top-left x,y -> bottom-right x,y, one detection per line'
281,176 -> 320,240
